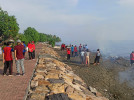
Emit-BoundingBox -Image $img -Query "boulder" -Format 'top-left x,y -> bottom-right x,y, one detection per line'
68,93 -> 85,100
35,86 -> 50,94
30,93 -> 46,100
48,83 -> 65,94
31,80 -> 38,88
65,86 -> 74,94
33,75 -> 44,81
45,73 -> 59,79
38,79 -> 51,86
47,79 -> 64,84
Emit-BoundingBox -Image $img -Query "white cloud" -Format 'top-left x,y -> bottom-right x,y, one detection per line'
118,0 -> 134,6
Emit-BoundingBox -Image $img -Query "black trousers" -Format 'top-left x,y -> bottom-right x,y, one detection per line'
32,50 -> 35,59
3,61 -> 12,75
94,56 -> 100,63
67,54 -> 70,60
29,52 -> 34,59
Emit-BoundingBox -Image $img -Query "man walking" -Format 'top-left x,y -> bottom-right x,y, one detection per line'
14,40 -> 25,76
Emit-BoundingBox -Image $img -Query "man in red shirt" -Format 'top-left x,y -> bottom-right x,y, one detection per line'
14,40 -> 25,76
31,41 -> 35,59
67,48 -> 71,60
3,42 -> 13,76
74,45 -> 78,57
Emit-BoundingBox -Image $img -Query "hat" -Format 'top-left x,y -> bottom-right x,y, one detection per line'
17,39 -> 21,43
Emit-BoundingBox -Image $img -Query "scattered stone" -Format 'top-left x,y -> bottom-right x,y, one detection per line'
31,80 -> 38,88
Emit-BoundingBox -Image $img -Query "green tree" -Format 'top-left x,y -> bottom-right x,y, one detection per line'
24,27 -> 39,43
0,8 -> 19,40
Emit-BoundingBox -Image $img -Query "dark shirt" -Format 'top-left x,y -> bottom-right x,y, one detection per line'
3,46 -> 13,61
14,44 -> 24,59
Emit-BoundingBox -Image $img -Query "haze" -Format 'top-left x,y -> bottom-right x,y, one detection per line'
0,0 -> 134,46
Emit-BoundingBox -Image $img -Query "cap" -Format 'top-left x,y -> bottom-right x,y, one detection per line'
17,39 -> 21,43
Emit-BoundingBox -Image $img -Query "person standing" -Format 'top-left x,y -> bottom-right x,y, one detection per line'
28,41 -> 34,60
130,51 -> 134,66
71,45 -> 74,57
94,49 -> 101,65
22,41 -> 26,57
74,45 -> 78,57
31,41 -> 35,59
67,48 -> 71,60
14,40 -> 25,76
85,49 -> 90,66
3,42 -> 13,76
85,45 -> 88,51
81,50 -> 85,64
79,44 -> 82,55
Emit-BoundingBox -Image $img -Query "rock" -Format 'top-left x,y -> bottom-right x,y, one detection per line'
96,92 -> 102,97
81,88 -> 94,96
68,93 -> 85,100
36,68 -> 47,73
47,70 -> 64,75
89,86 -> 97,94
47,79 -> 64,84
48,83 -> 65,94
64,65 -> 72,71
65,86 -> 74,94
53,60 -> 65,67
37,64 -> 46,68
35,86 -> 50,94
31,80 -> 38,88
62,75 -> 74,84
33,75 -> 44,81
35,72 -> 46,76
45,73 -> 59,79
30,93 -> 46,100
73,79 -> 83,85
45,93 -> 72,100
38,80 -> 51,86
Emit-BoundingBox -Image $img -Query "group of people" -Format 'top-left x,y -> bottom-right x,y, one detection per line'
65,44 -> 101,66
2,40 -> 35,76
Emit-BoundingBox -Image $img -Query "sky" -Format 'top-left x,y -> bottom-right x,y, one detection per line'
0,0 -> 134,45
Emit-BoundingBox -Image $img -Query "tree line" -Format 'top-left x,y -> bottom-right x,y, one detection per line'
0,8 -> 61,46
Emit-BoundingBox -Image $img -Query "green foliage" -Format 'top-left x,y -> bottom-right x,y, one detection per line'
38,33 -> 47,42
18,33 -> 29,45
24,27 -> 39,43
0,7 -> 61,46
49,39 -> 55,47
0,8 -> 19,40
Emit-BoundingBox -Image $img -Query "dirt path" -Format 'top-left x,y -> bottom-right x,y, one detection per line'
0,43 -> 43,100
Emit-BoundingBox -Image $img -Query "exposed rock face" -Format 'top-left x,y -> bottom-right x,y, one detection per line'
27,44 -> 108,100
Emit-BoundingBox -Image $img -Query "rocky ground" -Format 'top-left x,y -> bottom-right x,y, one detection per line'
55,48 -> 134,100
27,44 -> 108,100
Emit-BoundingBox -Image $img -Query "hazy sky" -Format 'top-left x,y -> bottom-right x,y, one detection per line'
0,0 -> 134,44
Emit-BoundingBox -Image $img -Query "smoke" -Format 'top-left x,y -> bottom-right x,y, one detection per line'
119,67 -> 134,87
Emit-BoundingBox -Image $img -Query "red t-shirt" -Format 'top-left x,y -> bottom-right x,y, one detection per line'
74,47 -> 77,52
32,44 -> 35,50
67,49 -> 70,54
3,46 -> 13,61
28,44 -> 33,52
14,44 -> 24,59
